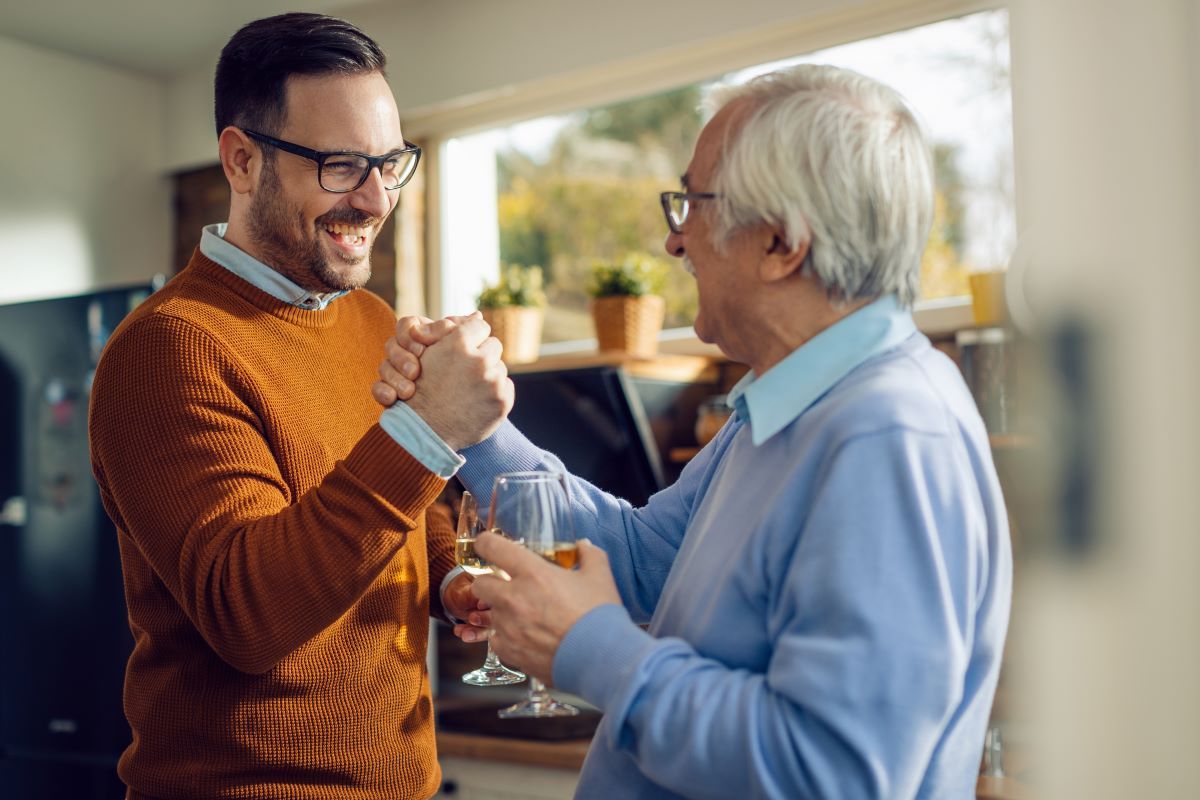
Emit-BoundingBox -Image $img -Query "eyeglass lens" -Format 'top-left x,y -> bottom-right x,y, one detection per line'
668,194 -> 689,229
320,152 -> 418,192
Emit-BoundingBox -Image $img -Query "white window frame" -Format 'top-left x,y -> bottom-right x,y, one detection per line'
405,0 -> 1004,353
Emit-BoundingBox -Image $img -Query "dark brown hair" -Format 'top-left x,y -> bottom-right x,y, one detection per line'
214,12 -> 386,138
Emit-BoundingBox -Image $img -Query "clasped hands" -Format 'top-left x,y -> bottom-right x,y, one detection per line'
374,314 -> 621,684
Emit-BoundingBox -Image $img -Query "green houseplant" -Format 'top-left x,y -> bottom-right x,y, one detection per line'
477,265 -> 546,364
477,264 -> 547,310
475,266 -> 547,367
588,253 -> 668,357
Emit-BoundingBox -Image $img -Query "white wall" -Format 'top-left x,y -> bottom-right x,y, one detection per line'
0,36 -> 171,304
351,0 -> 846,113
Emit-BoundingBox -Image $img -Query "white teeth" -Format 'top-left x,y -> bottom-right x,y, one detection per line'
323,223 -> 368,242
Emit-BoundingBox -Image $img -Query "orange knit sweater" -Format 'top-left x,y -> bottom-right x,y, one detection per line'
89,253 -> 457,800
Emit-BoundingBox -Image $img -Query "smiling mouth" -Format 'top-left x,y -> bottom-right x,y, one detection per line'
322,222 -> 370,248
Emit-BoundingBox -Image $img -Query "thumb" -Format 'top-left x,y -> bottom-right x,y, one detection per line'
475,530 -> 541,577
394,315 -> 434,356
450,310 -> 484,325
576,538 -> 609,573
415,317 -> 460,346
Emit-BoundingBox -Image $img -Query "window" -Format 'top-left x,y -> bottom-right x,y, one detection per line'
438,10 -> 1014,347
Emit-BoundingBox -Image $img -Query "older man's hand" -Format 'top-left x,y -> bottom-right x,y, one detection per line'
372,314 -> 464,405
469,533 -> 622,685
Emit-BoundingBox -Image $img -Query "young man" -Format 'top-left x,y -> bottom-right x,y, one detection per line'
379,65 -> 1012,798
89,14 -> 508,800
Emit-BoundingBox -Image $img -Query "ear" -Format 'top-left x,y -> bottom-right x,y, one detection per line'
759,227 -> 810,284
218,127 -> 259,196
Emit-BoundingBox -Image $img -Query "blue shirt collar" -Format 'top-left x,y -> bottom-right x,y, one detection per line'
199,223 -> 348,310
728,294 -> 917,445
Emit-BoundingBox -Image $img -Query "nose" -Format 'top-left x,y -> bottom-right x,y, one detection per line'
348,166 -> 394,219
664,230 -> 685,258
667,231 -> 686,260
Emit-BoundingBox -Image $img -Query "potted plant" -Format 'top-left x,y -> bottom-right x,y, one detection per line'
588,253 -> 668,357
477,265 -> 546,364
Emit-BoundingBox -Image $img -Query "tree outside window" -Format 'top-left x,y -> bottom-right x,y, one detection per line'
442,10 -> 1014,346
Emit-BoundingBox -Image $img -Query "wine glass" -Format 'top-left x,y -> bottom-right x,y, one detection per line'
486,471 -> 580,718
455,490 -> 526,686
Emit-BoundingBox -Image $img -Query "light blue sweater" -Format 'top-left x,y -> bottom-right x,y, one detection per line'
458,298 -> 1011,799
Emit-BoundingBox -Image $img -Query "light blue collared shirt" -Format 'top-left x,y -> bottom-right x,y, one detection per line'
728,294 -> 917,445
198,223 -> 464,480
457,293 -> 1011,799
200,223 -> 347,310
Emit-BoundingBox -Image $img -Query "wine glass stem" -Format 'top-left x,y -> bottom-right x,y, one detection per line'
529,677 -> 552,705
482,640 -> 502,669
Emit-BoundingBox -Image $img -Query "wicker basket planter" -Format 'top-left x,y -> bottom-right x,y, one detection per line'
481,306 -> 543,364
591,295 -> 665,358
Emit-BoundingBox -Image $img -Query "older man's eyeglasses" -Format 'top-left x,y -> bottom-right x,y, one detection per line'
242,129 -> 422,193
659,191 -> 719,234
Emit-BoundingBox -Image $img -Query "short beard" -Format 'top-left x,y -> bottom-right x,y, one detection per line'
247,159 -> 376,293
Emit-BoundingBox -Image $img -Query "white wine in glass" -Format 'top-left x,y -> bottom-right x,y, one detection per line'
487,471 -> 581,719
456,490 -> 526,687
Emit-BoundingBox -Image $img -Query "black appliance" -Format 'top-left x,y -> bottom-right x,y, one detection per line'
508,363 -> 713,507
0,284 -> 155,800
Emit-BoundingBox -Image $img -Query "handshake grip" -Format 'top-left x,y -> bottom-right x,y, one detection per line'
388,314 -> 515,452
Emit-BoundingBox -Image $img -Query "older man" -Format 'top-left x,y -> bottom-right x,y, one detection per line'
381,64 -> 1011,799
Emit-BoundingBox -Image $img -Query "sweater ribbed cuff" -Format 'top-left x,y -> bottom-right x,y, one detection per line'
345,424 -> 446,524
457,421 -> 548,494
552,603 -> 656,711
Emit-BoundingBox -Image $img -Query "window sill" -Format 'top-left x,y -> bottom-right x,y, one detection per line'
531,296 -> 974,362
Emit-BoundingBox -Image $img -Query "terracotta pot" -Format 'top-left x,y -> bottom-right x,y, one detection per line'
481,306 -> 543,364
591,295 -> 665,357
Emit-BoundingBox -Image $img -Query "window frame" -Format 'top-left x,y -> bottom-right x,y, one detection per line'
406,0 -> 1001,352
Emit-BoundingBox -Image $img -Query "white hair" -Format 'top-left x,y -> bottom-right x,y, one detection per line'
705,64 -> 934,307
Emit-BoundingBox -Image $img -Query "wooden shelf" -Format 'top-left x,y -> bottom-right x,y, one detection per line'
989,434 -> 1035,450
668,446 -> 701,463
508,352 -> 718,382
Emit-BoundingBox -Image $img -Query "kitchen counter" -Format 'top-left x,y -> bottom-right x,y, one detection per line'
436,731 -> 589,771
437,731 -> 1033,798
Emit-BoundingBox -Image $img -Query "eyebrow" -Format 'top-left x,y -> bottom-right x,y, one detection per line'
336,144 -> 409,157
680,173 -> 691,190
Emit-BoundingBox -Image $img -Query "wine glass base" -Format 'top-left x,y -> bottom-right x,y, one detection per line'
498,699 -> 580,718
462,664 -> 526,687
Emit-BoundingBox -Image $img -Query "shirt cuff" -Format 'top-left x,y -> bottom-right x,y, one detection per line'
379,403 -> 466,479
439,565 -> 468,625
552,603 -> 657,711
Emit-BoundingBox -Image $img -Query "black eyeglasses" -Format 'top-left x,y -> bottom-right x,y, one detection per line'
660,191 -> 719,234
242,129 -> 422,193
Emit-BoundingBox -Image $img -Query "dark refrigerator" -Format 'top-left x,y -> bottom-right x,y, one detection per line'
0,284 -> 155,799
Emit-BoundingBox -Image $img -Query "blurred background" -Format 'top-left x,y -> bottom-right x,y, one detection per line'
0,0 -> 1196,797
